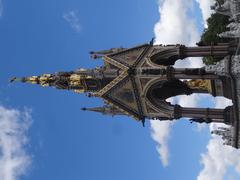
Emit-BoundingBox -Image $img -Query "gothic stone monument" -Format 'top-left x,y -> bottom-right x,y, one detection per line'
11,39 -> 240,148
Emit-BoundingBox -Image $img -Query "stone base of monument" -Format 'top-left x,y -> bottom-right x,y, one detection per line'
231,55 -> 240,148
206,55 -> 240,148
209,0 -> 240,148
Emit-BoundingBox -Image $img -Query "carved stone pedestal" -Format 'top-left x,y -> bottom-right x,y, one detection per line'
206,55 -> 240,148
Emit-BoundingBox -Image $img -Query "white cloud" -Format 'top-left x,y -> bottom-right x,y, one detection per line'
195,0 -> 214,27
190,1 -> 240,178
150,94 -> 207,167
0,106 -> 32,180
153,0 -> 240,179
172,93 -> 202,107
0,0 -> 3,17
151,0 -> 203,167
150,121 -> 172,167
63,10 -> 81,33
198,135 -> 240,180
215,96 -> 233,109
154,0 -> 200,46
197,97 -> 240,180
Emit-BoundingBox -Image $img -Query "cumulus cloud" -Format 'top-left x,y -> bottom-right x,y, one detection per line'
151,0 -> 203,167
188,1 -> 240,179
154,0 -> 202,45
197,97 -> 240,180
153,0 -> 240,178
0,106 -> 32,180
63,10 -> 81,33
195,0 -> 214,27
198,135 -> 240,180
150,121 -> 172,167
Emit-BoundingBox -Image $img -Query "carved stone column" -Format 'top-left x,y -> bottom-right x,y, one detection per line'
150,43 -> 236,66
184,45 -> 233,58
173,68 -> 219,80
175,106 -> 234,125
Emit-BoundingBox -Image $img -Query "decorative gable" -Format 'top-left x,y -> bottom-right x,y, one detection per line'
103,77 -> 144,120
108,44 -> 149,67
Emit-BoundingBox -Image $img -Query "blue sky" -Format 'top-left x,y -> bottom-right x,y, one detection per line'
0,0 -> 240,180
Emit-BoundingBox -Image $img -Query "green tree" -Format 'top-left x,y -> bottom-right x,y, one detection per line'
199,12 -> 230,65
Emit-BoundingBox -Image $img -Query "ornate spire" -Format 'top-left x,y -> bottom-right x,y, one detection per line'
10,74 -> 55,87
10,72 -> 93,93
10,67 -> 117,94
81,105 -> 125,116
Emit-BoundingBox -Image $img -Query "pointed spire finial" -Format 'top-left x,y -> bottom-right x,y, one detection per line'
10,77 -> 22,83
81,105 -> 125,116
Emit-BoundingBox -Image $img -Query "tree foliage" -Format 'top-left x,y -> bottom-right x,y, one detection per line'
199,10 -> 230,65
201,14 -> 230,44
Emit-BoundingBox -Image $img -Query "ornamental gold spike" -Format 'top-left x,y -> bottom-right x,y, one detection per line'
10,74 -> 54,87
10,71 -> 97,93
